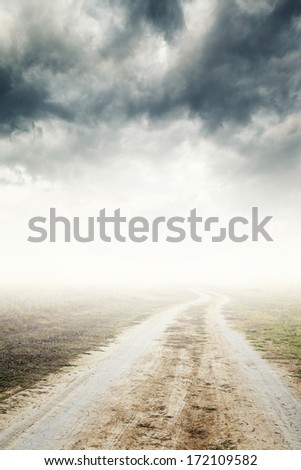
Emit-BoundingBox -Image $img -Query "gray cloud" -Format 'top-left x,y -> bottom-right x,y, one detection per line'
146,0 -> 301,128
1,0 -> 300,129
0,0 -> 185,136
0,0 -> 300,177
0,63 -> 74,135
127,0 -> 185,40
91,0 -> 301,135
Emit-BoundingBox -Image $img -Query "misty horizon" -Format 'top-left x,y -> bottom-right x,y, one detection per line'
0,0 -> 300,288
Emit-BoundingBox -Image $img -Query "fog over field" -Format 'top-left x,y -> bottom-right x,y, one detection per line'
1,1 -> 301,452
0,0 -> 300,289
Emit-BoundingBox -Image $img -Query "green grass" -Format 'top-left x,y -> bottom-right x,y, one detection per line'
225,290 -> 301,379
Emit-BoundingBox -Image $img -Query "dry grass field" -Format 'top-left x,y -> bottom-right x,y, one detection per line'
225,290 -> 301,387
0,286 -> 192,400
1,288 -> 301,450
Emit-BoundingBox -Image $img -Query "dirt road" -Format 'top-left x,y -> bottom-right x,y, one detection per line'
0,294 -> 207,449
1,292 -> 301,450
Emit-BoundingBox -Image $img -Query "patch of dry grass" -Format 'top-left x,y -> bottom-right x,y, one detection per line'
0,287 -> 193,397
225,290 -> 301,380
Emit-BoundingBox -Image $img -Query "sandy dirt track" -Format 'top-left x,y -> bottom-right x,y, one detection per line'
1,292 -> 301,450
0,294 -> 206,449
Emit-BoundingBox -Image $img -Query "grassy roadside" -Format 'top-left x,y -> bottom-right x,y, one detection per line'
0,287 -> 194,399
224,290 -> 301,381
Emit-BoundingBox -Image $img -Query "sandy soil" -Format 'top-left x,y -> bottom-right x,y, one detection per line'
1,292 -> 301,450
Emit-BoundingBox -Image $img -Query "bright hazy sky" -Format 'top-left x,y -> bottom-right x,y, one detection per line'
0,0 -> 300,288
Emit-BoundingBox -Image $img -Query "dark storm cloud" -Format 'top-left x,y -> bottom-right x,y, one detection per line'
0,64 -> 73,135
95,0 -> 185,63
0,0 -> 185,136
0,0 -> 300,148
144,0 -> 301,129
0,4 -> 82,136
0,64 -> 43,134
91,0 -> 301,134
127,0 -> 185,40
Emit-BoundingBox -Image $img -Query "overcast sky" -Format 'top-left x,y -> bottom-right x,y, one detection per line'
0,0 -> 300,288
